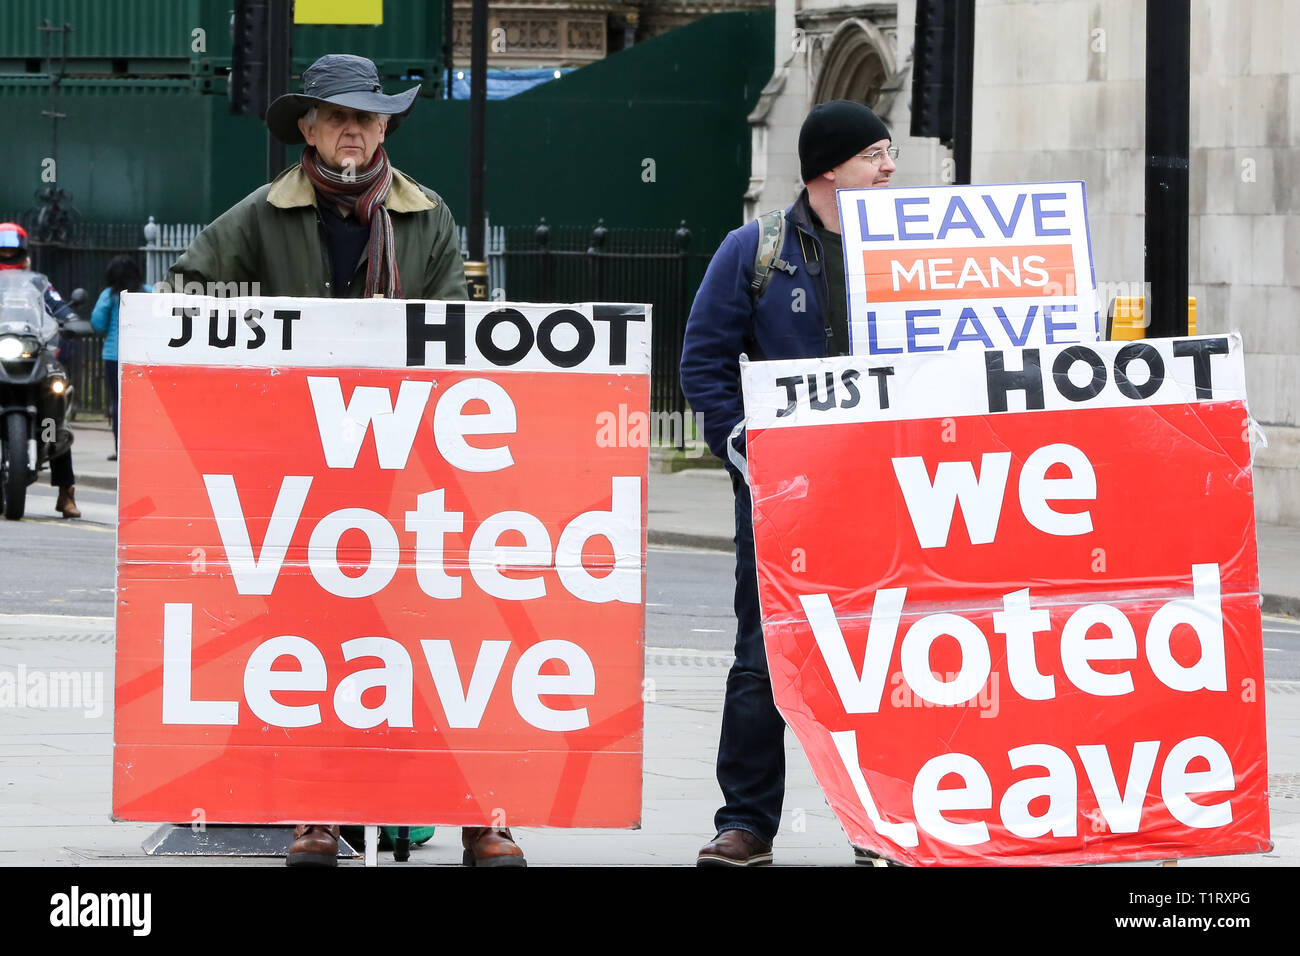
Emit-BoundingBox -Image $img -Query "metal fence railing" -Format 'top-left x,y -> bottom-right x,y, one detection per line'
17,218 -> 195,417
144,218 -> 204,286
458,220 -> 508,292
13,216 -> 725,425
496,220 -> 717,424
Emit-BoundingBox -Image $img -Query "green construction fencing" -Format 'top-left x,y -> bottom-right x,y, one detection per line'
1,11 -> 774,243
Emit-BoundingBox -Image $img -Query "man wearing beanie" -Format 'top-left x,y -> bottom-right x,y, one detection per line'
679,99 -> 897,866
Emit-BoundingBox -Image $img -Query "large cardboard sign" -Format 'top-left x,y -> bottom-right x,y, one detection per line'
741,335 -> 1269,865
113,295 -> 650,827
836,182 -> 1099,357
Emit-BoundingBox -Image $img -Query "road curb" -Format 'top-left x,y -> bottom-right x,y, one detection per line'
647,530 -> 732,552
76,475 -> 118,492
1265,593 -> 1300,619
642,536 -> 1300,618
46,475 -> 1300,621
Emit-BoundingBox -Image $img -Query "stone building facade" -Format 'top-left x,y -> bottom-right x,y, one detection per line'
746,0 -> 1300,526
451,0 -> 773,68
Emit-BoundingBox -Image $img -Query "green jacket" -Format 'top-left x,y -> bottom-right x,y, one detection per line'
166,162 -> 468,300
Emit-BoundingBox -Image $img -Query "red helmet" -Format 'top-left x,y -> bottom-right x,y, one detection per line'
0,222 -> 28,269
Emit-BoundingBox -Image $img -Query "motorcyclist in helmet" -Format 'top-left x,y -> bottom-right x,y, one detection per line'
0,222 -> 81,518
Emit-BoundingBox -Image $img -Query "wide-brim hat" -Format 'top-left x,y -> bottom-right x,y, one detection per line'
265,53 -> 421,145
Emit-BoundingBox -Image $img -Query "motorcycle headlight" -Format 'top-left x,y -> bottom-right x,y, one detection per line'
0,336 -> 23,361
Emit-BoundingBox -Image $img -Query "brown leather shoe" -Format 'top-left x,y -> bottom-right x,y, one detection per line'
55,485 -> 81,519
287,824 -> 339,867
697,829 -> 773,867
461,827 -> 526,867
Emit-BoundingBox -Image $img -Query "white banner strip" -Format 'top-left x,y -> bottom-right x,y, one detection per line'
120,294 -> 652,375
741,334 -> 1248,429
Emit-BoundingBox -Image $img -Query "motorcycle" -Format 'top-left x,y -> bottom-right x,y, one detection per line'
0,271 -> 85,520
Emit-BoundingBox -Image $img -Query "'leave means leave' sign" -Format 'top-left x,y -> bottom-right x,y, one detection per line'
836,182 -> 1100,358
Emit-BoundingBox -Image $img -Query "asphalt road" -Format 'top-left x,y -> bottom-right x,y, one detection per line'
0,485 -> 740,647
0,483 -> 116,618
2,486 -> 1297,678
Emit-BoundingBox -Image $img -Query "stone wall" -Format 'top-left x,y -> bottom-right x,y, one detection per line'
748,0 -> 1300,524
747,0 -> 947,218
973,0 -> 1300,525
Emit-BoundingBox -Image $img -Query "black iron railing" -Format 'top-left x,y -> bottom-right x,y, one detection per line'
20,222 -> 147,417
11,218 -> 727,427
499,219 -> 718,425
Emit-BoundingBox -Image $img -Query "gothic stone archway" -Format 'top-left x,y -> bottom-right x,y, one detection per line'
813,18 -> 896,108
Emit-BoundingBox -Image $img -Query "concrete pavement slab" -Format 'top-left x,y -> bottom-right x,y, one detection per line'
0,609 -> 1297,865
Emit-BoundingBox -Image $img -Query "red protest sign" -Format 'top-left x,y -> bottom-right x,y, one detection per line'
112,296 -> 649,827
742,336 -> 1269,865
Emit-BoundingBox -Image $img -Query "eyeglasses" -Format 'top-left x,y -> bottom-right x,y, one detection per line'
857,146 -> 900,165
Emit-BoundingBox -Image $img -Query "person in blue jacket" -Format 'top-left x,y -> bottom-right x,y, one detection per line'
91,255 -> 150,461
679,100 -> 897,866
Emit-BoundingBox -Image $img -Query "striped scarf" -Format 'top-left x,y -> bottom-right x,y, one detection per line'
301,145 -> 402,298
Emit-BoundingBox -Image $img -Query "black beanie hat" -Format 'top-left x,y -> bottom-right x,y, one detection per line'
799,100 -> 892,182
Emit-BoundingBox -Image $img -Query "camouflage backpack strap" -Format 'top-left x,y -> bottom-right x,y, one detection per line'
749,208 -> 795,302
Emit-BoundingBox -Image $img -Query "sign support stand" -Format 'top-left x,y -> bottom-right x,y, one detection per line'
142,824 -> 360,860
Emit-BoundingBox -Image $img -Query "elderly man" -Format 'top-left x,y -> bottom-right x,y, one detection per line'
169,55 -> 463,301
679,100 -> 898,866
168,54 -> 523,868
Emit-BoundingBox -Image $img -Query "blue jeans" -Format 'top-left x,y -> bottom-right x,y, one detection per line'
713,474 -> 786,844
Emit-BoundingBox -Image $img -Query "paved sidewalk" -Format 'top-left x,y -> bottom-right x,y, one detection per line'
0,422 -> 1292,866
0,615 -> 1294,866
65,418 -> 118,493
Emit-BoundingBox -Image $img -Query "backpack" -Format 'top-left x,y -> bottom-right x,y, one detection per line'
748,209 -> 799,302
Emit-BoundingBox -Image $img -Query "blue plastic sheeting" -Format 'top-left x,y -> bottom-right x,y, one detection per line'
447,68 -> 574,99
